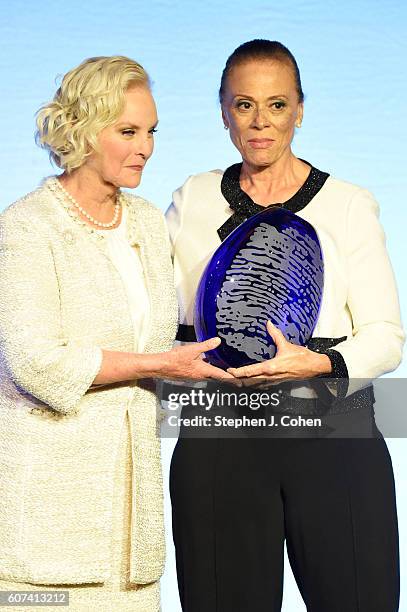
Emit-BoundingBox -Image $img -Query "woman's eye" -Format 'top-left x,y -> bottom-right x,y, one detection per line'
237,101 -> 252,110
272,101 -> 286,110
121,127 -> 157,136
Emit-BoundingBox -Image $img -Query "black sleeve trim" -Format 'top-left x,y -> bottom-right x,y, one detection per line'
323,348 -> 349,379
321,349 -> 349,399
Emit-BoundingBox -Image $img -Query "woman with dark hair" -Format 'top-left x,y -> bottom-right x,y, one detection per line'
166,40 -> 404,611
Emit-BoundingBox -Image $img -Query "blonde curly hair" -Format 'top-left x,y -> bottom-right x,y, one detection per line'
35,56 -> 150,172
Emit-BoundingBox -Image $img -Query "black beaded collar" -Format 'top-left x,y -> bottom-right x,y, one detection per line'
217,160 -> 330,241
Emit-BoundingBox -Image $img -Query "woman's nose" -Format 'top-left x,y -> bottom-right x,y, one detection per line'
134,134 -> 153,158
252,107 -> 270,129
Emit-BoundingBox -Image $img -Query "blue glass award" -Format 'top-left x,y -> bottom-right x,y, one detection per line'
194,207 -> 324,369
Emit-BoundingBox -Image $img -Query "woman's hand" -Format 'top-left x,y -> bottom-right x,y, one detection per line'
93,338 -> 237,386
227,321 -> 332,384
160,337 -> 237,382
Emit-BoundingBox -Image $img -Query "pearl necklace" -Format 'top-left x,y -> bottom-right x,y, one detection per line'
55,178 -> 121,228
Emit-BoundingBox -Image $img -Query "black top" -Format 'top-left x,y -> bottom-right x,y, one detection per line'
217,160 -> 330,240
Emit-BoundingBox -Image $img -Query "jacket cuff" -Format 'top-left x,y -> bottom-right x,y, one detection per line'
320,348 -> 349,399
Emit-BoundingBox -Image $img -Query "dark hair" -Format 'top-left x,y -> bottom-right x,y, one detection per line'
219,39 -> 304,104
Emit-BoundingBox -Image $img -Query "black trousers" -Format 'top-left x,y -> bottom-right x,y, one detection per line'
170,432 -> 399,611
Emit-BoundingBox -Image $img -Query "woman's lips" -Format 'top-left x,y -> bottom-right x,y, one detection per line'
127,165 -> 144,171
247,139 -> 275,149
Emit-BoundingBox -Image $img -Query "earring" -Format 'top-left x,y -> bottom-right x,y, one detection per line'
224,125 -> 229,130
296,122 -> 302,128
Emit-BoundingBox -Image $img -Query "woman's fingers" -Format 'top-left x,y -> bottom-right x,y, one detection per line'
227,355 -> 291,381
227,361 -> 270,378
201,362 -> 238,381
193,337 -> 240,381
266,321 -> 287,350
193,336 -> 221,356
171,338 -> 239,382
240,373 -> 289,386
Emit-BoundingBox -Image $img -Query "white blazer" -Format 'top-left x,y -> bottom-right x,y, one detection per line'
166,167 -> 404,396
0,178 -> 178,584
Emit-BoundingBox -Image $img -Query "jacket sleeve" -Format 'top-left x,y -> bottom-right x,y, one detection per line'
165,178 -> 191,257
325,188 -> 404,397
0,214 -> 103,415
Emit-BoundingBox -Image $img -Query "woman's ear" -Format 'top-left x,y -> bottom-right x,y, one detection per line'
221,108 -> 229,130
296,102 -> 304,128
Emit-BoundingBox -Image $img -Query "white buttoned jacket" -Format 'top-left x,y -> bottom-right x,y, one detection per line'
166,168 -> 404,395
0,178 -> 178,584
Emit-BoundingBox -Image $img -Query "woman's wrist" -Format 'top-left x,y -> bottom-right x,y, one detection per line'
314,352 -> 333,376
134,351 -> 172,379
92,349 -> 171,385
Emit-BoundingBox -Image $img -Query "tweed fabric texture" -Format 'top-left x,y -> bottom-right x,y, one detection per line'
0,178 -> 178,587
0,414 -> 160,611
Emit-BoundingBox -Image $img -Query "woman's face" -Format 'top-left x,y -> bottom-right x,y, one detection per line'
87,85 -> 158,188
221,59 -> 303,169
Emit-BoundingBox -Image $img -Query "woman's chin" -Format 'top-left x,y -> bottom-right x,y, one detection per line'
119,177 -> 142,189
244,155 -> 277,169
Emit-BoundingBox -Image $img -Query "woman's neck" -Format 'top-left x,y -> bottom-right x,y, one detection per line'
58,167 -> 119,224
240,154 -> 311,206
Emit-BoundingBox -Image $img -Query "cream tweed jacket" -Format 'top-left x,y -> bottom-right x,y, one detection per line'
0,177 -> 178,585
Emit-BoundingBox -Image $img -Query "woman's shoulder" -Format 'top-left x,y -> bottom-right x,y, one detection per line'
174,169 -> 224,193
171,169 -> 225,214
310,173 -> 381,227
121,192 -> 171,241
121,191 -> 165,221
322,174 -> 375,202
0,180 -> 55,233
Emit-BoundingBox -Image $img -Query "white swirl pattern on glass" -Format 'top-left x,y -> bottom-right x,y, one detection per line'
216,223 -> 323,361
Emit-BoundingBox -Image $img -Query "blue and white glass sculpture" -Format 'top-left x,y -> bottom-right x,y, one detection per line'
194,207 -> 324,369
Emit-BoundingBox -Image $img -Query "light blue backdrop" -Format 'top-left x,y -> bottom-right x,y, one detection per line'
1,1 -> 406,610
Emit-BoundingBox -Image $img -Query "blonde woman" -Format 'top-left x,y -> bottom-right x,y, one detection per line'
0,56 -> 231,611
